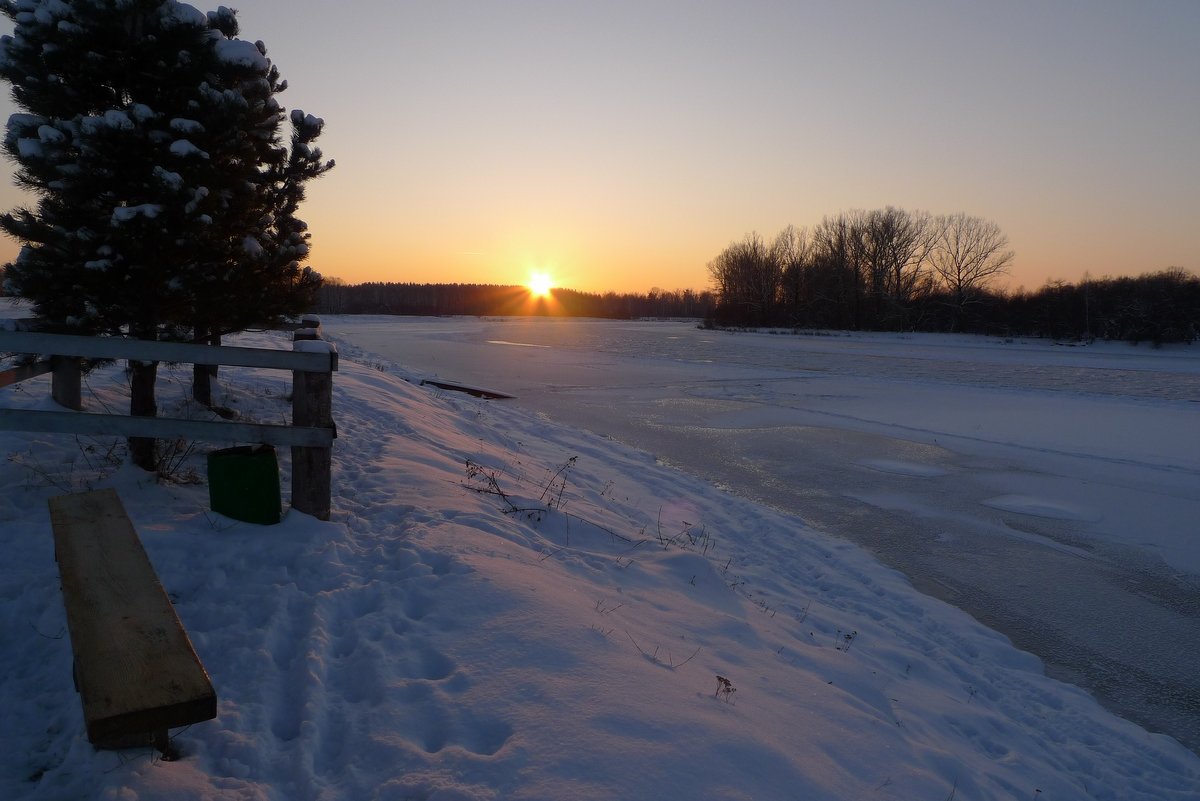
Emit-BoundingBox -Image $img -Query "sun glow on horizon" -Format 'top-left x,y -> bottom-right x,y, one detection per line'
527,271 -> 554,298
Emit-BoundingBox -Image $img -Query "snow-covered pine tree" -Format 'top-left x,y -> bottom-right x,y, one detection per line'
176,5 -> 332,404
0,0 -> 332,468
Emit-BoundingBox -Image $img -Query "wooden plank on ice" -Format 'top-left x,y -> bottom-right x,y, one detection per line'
421,379 -> 514,400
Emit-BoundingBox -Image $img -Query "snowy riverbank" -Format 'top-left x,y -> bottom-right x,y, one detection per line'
1,325 -> 1198,800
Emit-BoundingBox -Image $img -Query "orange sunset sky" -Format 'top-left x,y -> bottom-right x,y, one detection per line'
1,1 -> 1197,295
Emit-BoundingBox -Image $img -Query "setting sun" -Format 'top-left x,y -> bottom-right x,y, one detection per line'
527,272 -> 554,298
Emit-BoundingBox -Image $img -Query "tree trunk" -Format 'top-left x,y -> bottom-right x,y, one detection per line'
192,330 -> 223,405
209,332 -> 220,377
192,326 -> 213,406
192,362 -> 212,407
129,359 -> 159,471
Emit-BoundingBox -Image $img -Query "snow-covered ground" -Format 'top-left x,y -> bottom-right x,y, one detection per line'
1,311 -> 1198,799
324,316 -> 1200,755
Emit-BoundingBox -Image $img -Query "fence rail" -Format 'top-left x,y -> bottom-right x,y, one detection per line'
0,319 -> 336,519
0,409 -> 334,448
0,329 -> 336,371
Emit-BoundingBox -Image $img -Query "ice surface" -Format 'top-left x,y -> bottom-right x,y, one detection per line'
981,494 -> 1102,521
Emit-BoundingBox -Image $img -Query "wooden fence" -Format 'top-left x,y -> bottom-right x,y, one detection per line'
0,318 -> 337,519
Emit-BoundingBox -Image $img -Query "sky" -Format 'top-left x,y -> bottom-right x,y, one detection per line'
1,0 -> 1197,294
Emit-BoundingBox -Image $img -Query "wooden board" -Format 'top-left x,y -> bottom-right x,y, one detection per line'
49,489 -> 216,746
0,408 -> 334,447
0,329 -> 335,372
421,379 -> 514,399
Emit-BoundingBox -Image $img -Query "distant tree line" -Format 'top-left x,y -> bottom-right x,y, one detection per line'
314,280 -> 716,319
707,208 -> 1198,344
1000,269 -> 1199,345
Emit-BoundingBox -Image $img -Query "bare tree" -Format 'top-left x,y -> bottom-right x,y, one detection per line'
930,213 -> 1014,327
707,232 -> 779,323
772,225 -> 811,318
862,207 -> 936,327
811,211 -> 870,329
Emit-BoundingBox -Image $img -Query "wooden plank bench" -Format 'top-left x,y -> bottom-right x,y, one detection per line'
49,489 -> 216,758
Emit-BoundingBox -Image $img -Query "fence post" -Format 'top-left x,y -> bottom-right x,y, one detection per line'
291,325 -> 333,520
51,356 -> 82,411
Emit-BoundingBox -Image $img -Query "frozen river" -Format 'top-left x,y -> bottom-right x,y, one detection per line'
324,315 -> 1200,753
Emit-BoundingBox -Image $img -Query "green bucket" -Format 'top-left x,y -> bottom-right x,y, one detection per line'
207,445 -> 282,525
